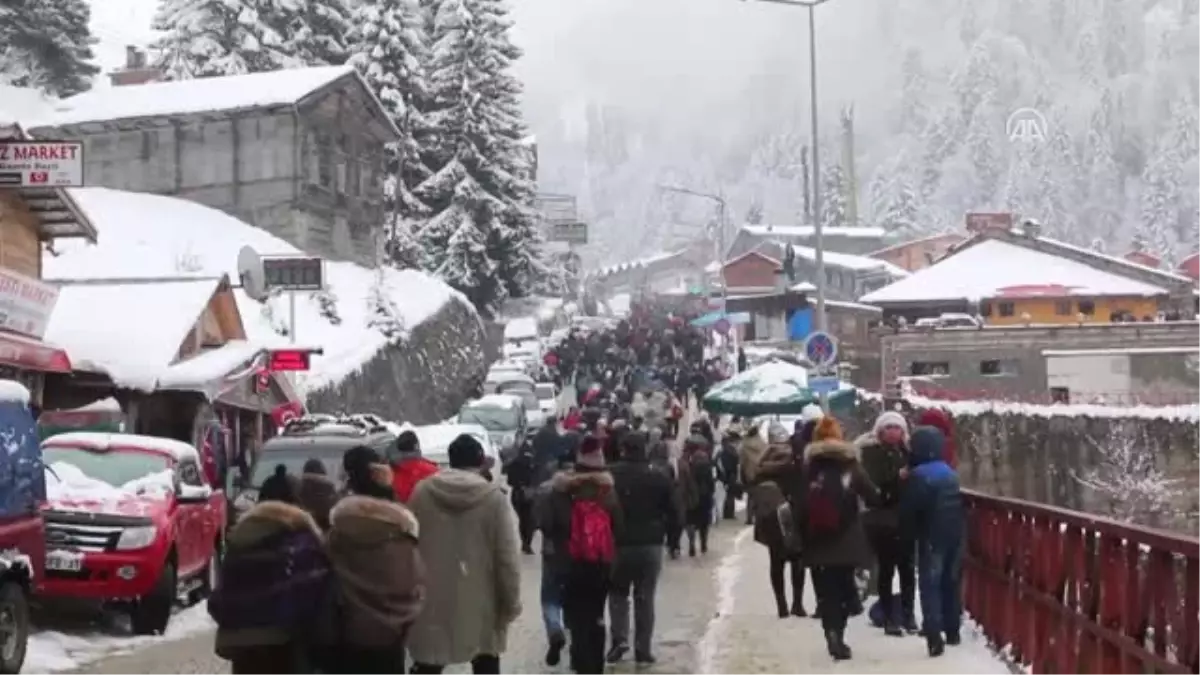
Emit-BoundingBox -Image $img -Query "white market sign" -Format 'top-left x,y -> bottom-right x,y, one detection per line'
0,141 -> 84,187
0,269 -> 59,339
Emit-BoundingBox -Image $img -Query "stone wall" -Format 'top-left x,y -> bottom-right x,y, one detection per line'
849,398 -> 1200,533
307,297 -> 488,424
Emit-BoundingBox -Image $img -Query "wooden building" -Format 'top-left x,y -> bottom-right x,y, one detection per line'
28,66 -> 400,265
868,232 -> 966,272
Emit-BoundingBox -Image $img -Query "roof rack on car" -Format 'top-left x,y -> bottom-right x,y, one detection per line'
281,412 -> 392,437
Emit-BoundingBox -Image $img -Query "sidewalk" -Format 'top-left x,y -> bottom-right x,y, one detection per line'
700,534 -> 1012,674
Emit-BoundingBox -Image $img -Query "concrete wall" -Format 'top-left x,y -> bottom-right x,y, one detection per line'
848,398 -> 1200,533
306,297 -> 489,424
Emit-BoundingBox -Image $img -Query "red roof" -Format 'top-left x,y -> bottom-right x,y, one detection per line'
1178,253 -> 1200,282
1124,250 -> 1162,268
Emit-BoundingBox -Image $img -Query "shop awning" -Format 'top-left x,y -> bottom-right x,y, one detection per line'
0,330 -> 72,373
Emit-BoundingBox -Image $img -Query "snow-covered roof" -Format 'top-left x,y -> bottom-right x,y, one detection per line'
44,432 -> 200,462
825,299 -> 882,313
45,188 -> 464,393
742,224 -> 887,239
790,245 -> 909,278
156,340 -> 267,393
44,277 -> 220,389
1042,346 -> 1199,357
859,239 -> 1172,304
0,84 -> 60,126
867,231 -> 965,257
29,66 -> 356,129
590,250 -> 687,280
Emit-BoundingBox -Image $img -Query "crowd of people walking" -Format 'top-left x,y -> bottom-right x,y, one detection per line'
208,309 -> 968,673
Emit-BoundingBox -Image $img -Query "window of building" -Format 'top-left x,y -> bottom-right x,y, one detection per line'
1078,300 -> 1096,315
980,359 -> 1020,376
980,301 -> 993,317
1055,300 -> 1072,316
1050,387 -> 1070,404
910,361 -> 950,377
998,301 -> 1015,317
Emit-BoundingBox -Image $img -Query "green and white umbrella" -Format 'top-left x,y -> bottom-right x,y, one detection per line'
701,359 -> 855,417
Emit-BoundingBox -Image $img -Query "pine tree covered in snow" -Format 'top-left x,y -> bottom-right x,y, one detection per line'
151,0 -> 306,78
292,0 -> 353,66
819,156 -> 848,229
0,0 -> 98,96
415,0 -> 543,315
1139,136 -> 1182,262
347,0 -> 431,264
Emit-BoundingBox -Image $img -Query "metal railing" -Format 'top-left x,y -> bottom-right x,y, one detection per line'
963,490 -> 1199,674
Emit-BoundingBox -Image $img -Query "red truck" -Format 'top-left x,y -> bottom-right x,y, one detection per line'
38,432 -> 225,635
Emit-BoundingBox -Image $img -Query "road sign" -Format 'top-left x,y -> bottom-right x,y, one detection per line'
809,376 -> 841,395
803,331 -> 839,368
263,256 -> 323,291
550,221 -> 588,245
714,317 -> 731,335
0,140 -> 84,187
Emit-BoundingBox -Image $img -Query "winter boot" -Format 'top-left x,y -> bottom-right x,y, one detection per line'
824,629 -> 852,661
790,599 -> 808,618
927,632 -> 946,657
546,632 -> 566,667
945,631 -> 961,646
606,643 -> 628,664
775,594 -> 790,618
902,606 -> 920,633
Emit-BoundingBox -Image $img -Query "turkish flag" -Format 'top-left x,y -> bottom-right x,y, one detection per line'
270,400 -> 305,429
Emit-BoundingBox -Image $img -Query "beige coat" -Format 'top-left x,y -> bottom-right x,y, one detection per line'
739,432 -> 769,484
406,469 -> 522,666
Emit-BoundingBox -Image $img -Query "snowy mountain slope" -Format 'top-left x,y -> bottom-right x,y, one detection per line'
43,187 -> 466,393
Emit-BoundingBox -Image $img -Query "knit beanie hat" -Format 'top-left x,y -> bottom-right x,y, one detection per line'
873,411 -> 909,437
813,416 -> 844,442
448,433 -> 486,469
577,435 -> 605,469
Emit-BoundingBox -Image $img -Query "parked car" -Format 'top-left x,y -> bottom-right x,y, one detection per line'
404,423 -> 499,472
484,370 -> 536,395
0,382 -> 45,673
457,395 -> 528,464
39,432 -> 226,635
534,382 -> 558,418
231,413 -> 397,519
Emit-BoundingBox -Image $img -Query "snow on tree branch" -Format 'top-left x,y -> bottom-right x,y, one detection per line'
1072,425 -> 1189,529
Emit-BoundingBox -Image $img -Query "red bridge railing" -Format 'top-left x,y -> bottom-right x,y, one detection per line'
964,491 -> 1199,674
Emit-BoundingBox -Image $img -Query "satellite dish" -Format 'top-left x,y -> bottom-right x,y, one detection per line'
237,245 -> 268,301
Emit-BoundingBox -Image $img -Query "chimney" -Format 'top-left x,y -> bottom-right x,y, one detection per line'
965,212 -> 1013,235
1020,218 -> 1042,238
108,46 -> 162,87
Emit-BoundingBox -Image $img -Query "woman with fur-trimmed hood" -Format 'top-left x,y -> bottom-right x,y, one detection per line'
327,446 -> 426,673
795,417 -> 880,662
210,501 -> 333,674
751,422 -> 810,618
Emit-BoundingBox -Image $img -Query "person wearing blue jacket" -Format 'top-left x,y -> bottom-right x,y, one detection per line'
899,426 -> 965,658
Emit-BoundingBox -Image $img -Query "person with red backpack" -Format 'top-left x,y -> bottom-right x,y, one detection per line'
390,430 -> 439,504
543,436 -> 623,674
795,417 -> 881,662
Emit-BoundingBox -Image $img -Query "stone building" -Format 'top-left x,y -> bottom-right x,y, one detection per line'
28,61 -> 399,265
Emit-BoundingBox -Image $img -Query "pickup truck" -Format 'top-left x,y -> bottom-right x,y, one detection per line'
39,432 -> 225,635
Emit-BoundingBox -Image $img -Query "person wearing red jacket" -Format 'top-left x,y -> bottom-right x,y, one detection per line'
391,430 -> 439,503
915,408 -> 958,469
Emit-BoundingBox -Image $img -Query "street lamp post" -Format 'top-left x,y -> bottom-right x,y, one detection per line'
657,184 -> 728,309
741,0 -> 831,331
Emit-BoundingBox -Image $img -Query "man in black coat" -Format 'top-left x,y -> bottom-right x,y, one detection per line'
605,432 -> 679,666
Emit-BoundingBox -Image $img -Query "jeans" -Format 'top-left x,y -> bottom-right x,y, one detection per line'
512,497 -> 535,551
563,562 -> 611,674
540,555 -> 566,639
768,546 -> 806,611
409,655 -> 499,674
917,539 -> 963,638
608,545 -> 663,655
810,565 -> 858,632
869,530 -> 915,623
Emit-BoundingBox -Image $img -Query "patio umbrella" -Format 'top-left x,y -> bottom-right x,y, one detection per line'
701,359 -> 856,416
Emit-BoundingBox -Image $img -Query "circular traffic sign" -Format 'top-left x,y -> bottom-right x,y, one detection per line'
803,331 -> 839,368
714,318 -> 731,335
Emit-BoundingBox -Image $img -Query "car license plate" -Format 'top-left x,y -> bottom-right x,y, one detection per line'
46,550 -> 83,572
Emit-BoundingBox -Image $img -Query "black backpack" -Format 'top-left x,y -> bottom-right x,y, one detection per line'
802,461 -> 857,544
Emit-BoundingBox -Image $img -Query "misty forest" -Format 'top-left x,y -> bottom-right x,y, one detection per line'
523,0 -> 1198,268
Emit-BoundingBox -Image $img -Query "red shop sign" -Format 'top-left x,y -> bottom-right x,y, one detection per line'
0,332 -> 71,373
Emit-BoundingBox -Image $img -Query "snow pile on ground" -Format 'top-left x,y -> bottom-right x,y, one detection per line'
863,391 -> 1200,421
24,604 -> 213,673
44,187 -> 469,393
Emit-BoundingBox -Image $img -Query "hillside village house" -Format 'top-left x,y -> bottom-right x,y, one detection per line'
868,231 -> 966,272
859,219 -> 1197,326
0,123 -> 97,405
27,63 -> 400,265
726,223 -> 890,259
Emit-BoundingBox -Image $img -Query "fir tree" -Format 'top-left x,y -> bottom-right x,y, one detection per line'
347,0 -> 431,241
416,0 -> 543,313
1138,137 -> 1180,262
151,0 -> 305,78
0,0 -> 98,97
819,156 -> 848,229
292,0 -> 353,66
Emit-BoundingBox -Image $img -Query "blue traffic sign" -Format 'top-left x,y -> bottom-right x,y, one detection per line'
803,331 -> 839,368
809,376 -> 841,395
